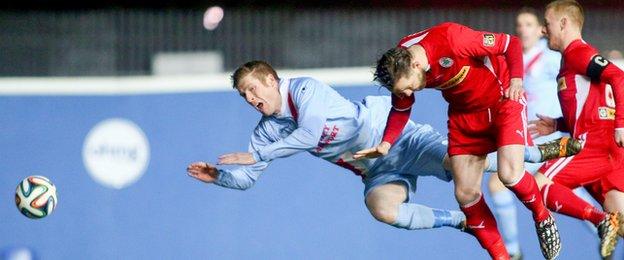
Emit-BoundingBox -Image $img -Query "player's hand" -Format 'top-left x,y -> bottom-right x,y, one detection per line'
218,152 -> 256,165
353,141 -> 391,160
615,129 -> 624,147
528,114 -> 556,138
505,78 -> 525,101
186,162 -> 219,183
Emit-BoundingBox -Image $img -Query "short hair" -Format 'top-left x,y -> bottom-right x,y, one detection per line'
374,47 -> 412,90
517,7 -> 542,25
546,0 -> 584,28
231,60 -> 280,89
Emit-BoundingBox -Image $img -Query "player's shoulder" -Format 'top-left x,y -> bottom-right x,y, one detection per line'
289,77 -> 326,90
564,39 -> 598,60
398,22 -> 456,47
562,39 -> 600,71
288,76 -> 330,99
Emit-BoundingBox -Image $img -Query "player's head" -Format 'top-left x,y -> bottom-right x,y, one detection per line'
231,60 -> 282,116
516,7 -> 543,50
374,47 -> 426,98
543,0 -> 584,51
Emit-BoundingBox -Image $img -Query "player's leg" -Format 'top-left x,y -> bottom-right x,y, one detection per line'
364,181 -> 465,230
495,98 -> 560,259
519,136 -> 583,163
498,144 -> 560,259
483,139 -> 580,172
498,145 -> 549,222
605,144 -> 624,236
452,154 -> 508,259
603,188 -> 624,218
363,123 -> 466,230
603,190 -> 624,237
488,171 -> 521,258
535,172 -> 605,225
536,156 -> 621,258
573,188 -> 600,233
598,168 -> 624,237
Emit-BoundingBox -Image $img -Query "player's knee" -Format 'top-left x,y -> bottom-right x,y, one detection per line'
487,173 -> 507,193
533,173 -> 552,190
497,165 -> 524,183
455,187 -> 481,206
368,204 -> 398,224
496,159 -> 524,181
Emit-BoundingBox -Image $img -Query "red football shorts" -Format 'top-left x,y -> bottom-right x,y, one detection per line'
447,97 -> 530,156
539,128 -> 624,201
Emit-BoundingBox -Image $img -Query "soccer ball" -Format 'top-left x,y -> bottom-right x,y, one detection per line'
15,175 -> 57,219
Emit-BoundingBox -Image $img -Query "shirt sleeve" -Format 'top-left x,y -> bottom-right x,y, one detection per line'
214,125 -> 273,190
556,117 -> 569,132
255,78 -> 328,161
381,94 -> 414,145
567,48 -> 624,128
446,23 -> 523,79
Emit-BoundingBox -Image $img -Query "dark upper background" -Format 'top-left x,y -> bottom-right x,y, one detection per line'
3,0 -> 624,10
1,1 -> 622,76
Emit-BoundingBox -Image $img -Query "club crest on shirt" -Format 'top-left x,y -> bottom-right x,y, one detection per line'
483,34 -> 495,47
439,57 -> 454,68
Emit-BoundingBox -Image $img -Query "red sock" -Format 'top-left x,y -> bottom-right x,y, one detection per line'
506,172 -> 549,222
541,183 -> 606,226
461,195 -> 510,259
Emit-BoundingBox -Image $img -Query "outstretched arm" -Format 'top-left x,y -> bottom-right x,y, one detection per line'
186,123 -> 274,190
186,160 -> 270,190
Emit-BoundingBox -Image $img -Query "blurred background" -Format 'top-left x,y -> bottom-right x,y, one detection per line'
1,0 -> 624,76
1,0 -> 623,259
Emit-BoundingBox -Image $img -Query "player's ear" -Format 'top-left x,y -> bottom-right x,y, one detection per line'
560,17 -> 567,30
264,73 -> 277,88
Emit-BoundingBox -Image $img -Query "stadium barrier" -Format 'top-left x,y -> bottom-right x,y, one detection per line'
0,67 -> 621,259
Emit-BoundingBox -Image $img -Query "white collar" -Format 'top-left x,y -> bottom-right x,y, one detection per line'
276,78 -> 292,118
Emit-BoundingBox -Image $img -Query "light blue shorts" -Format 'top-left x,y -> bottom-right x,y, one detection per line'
363,123 -> 451,202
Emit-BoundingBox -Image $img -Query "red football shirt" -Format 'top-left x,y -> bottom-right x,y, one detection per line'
382,22 -> 523,144
555,39 -> 624,138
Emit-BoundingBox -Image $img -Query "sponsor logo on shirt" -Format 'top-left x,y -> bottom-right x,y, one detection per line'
316,125 -> 340,152
598,107 -> 616,120
483,34 -> 495,47
436,66 -> 470,90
